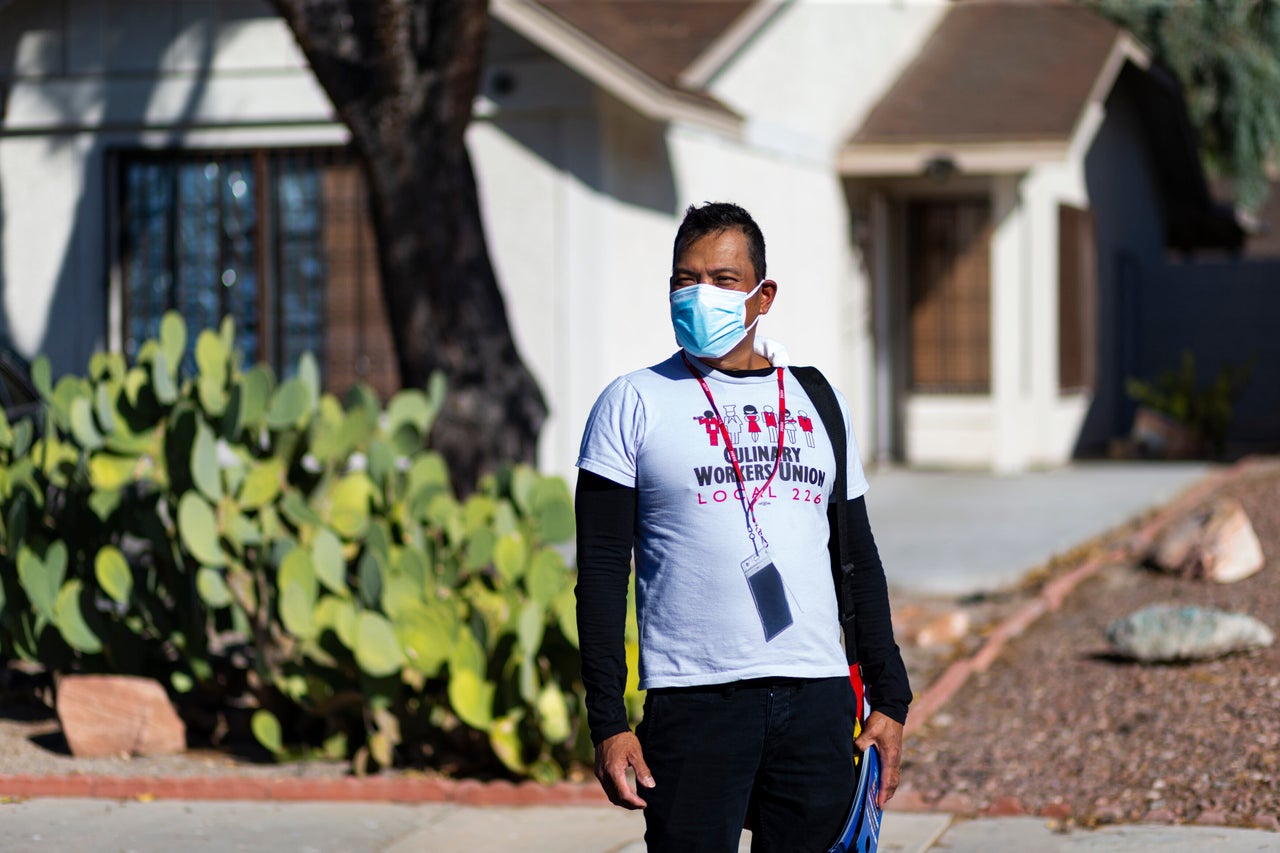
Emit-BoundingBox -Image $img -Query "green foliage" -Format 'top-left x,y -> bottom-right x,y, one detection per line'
1126,350 -> 1254,453
0,311 -> 599,780
1089,0 -> 1280,211
252,709 -> 285,756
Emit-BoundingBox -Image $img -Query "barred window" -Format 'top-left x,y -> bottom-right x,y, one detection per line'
117,148 -> 398,399
907,199 -> 992,393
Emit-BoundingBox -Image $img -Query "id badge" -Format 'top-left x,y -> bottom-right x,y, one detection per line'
741,547 -> 793,642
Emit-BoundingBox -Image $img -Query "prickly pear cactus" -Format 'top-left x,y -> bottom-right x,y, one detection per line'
0,311 -> 603,780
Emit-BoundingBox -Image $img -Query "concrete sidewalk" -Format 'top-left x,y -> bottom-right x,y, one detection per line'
867,461 -> 1210,595
2,799 -> 1276,851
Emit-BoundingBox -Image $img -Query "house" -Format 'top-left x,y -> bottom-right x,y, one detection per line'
1,0 -> 1273,485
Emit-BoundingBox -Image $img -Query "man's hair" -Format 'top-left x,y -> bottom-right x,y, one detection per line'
672,202 -> 766,281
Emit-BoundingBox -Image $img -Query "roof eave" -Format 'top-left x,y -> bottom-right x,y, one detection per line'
839,29 -> 1150,179
838,140 -> 1071,176
492,0 -> 742,137
1061,31 -> 1150,157
677,0 -> 790,90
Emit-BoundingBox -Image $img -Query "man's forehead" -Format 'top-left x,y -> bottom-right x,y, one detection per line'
673,259 -> 746,274
673,229 -> 750,268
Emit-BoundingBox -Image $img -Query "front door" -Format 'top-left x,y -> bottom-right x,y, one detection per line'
906,199 -> 993,395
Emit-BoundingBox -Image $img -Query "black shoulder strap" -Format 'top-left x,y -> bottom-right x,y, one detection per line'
789,366 -> 857,666
790,366 -> 845,504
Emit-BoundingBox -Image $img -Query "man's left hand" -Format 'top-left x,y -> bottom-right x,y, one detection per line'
854,711 -> 904,808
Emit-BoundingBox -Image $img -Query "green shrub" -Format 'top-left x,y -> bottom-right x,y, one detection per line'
1125,351 -> 1254,455
0,312 -> 627,780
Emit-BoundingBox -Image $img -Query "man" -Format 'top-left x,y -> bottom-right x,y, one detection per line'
575,202 -> 910,851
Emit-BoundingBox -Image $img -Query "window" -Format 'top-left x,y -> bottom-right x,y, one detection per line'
117,148 -> 398,398
1058,204 -> 1097,392
907,199 -> 992,393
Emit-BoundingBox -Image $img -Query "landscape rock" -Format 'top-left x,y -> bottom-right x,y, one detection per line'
915,610 -> 971,648
56,675 -> 186,758
1150,498 -> 1265,583
1106,604 -> 1275,663
893,604 -> 971,648
1253,813 -> 1280,831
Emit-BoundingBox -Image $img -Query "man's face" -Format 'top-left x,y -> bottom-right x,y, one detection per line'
670,228 -> 775,328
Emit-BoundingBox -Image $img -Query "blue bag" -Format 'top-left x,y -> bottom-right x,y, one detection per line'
827,743 -> 882,853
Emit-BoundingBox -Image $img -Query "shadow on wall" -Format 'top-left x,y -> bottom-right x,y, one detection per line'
1077,169 -> 1280,457
1137,259 -> 1280,456
483,85 -> 677,219
0,0 -> 215,376
1072,63 -> 1280,459
1,44 -> 13,350
0,172 -> 7,355
1074,69 -> 1166,458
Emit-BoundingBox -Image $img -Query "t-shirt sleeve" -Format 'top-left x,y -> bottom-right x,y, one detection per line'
834,387 -> 870,501
577,377 -> 646,488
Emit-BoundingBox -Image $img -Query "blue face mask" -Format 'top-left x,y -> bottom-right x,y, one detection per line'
669,280 -> 764,359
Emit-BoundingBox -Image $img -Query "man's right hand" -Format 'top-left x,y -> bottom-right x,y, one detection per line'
594,731 -> 655,809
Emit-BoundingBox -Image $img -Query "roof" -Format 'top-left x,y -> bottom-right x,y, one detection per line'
842,1 -> 1242,251
492,0 -> 754,133
531,0 -> 756,91
851,1 -> 1123,147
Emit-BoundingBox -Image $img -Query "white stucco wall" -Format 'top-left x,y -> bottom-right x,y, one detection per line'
1021,157 -> 1092,466
0,0 -> 340,375
708,0 -> 948,161
903,395 -> 995,468
469,43 -> 605,482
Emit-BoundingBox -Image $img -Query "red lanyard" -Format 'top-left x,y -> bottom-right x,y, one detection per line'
682,352 -> 786,546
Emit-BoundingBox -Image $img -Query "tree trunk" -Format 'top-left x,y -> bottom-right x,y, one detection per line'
269,0 -> 546,492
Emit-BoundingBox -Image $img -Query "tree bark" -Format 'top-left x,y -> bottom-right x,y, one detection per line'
269,0 -> 546,492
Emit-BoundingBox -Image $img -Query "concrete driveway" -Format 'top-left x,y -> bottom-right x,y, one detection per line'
866,461 -> 1210,595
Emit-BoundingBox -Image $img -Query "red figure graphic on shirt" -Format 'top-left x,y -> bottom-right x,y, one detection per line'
743,404 -> 763,443
763,405 -> 779,443
797,409 -> 816,448
695,410 -> 721,446
782,407 -> 798,444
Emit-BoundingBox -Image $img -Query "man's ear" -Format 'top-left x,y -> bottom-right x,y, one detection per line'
757,279 -> 778,315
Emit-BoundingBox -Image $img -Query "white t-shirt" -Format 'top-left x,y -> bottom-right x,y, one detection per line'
576,352 -> 870,690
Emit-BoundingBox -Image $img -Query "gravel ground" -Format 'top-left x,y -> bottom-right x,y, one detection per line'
900,460 -> 1280,830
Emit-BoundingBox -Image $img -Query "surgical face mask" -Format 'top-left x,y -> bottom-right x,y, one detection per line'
669,280 -> 764,359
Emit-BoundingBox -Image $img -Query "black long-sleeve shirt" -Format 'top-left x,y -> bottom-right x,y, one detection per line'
575,466 -> 912,745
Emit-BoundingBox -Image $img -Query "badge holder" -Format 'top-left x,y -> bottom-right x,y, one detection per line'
741,547 -> 793,642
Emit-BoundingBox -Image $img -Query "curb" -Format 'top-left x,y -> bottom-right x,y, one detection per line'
2,460 -> 1260,807
901,457 -> 1261,740
0,772 -> 608,806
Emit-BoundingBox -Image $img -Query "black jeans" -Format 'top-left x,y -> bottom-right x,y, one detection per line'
637,675 -> 857,853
